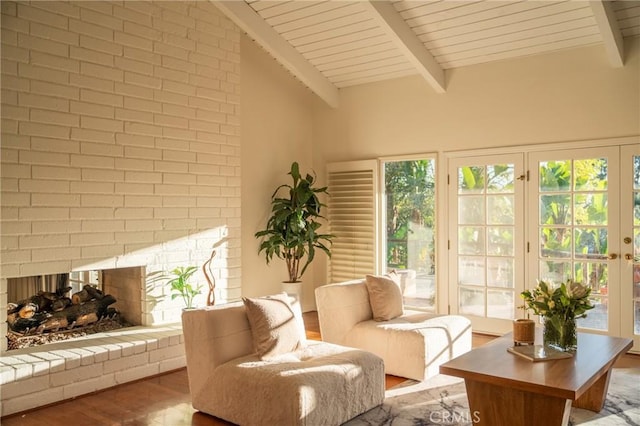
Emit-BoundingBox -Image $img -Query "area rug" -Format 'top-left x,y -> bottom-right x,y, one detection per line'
344,368 -> 640,426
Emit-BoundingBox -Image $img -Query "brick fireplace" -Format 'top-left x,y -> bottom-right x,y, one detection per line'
5,266 -> 145,349
1,0 -> 242,417
0,226 -> 236,416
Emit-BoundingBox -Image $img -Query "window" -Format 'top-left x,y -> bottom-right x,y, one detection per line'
382,158 -> 437,309
326,157 -> 437,309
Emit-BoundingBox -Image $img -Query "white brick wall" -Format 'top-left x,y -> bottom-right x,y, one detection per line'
1,0 -> 242,344
0,2 -> 241,412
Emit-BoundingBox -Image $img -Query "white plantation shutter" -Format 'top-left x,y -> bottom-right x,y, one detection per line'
327,160 -> 379,282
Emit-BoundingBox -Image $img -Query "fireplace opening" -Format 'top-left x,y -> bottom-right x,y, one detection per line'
5,266 -> 145,351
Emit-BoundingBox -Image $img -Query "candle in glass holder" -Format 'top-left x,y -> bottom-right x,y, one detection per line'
513,319 -> 535,346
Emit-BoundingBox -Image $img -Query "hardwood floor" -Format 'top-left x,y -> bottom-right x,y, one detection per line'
2,312 -> 637,425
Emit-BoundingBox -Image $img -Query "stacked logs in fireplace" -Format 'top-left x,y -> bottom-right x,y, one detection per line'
7,284 -> 118,335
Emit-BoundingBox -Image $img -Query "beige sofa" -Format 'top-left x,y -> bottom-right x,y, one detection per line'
181,300 -> 385,426
315,279 -> 472,381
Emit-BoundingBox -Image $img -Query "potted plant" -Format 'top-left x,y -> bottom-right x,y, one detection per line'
255,162 -> 334,297
167,266 -> 202,309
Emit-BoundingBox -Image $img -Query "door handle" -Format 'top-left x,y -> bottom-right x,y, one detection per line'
608,253 -> 618,260
624,253 -> 634,261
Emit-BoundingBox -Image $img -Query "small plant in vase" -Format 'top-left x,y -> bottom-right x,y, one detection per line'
167,266 -> 202,309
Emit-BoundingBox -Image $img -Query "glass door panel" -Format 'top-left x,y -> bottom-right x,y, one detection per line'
449,154 -> 524,334
529,147 -> 620,335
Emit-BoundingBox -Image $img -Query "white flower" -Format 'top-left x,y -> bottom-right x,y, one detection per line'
569,281 -> 587,299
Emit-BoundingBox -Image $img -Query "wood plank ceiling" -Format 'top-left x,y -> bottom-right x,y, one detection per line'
216,0 -> 640,106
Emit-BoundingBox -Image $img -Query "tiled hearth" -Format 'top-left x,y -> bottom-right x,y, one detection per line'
0,324 -> 185,417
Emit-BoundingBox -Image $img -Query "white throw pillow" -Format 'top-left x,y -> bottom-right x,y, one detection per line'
365,272 -> 404,321
242,292 -> 302,359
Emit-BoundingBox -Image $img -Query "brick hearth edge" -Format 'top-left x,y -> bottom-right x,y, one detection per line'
0,324 -> 185,417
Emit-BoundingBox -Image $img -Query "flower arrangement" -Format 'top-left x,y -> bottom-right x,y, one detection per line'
520,279 -> 594,352
520,279 -> 594,318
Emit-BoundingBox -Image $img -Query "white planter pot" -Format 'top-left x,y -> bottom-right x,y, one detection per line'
282,281 -> 302,307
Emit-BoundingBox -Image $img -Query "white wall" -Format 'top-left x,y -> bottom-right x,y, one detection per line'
240,35 -> 320,311
312,38 -> 640,165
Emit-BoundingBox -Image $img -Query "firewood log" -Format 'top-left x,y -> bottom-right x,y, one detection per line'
8,295 -> 117,333
72,288 -> 91,305
12,287 -> 73,316
6,312 -> 18,327
74,312 -> 99,327
7,302 -> 18,314
16,294 -> 51,312
51,297 -> 72,312
19,303 -> 38,319
8,312 -> 49,333
84,284 -> 104,300
38,316 -> 68,332
37,290 -> 60,301
50,294 -> 116,324
72,285 -> 103,304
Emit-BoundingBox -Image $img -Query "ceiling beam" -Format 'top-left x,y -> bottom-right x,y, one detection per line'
362,0 -> 445,93
590,0 -> 624,67
214,0 -> 340,108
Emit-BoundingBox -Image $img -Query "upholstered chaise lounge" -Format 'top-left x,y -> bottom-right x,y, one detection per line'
181,294 -> 385,426
316,277 -> 472,381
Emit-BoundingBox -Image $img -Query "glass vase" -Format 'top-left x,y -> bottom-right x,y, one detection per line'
543,315 -> 577,352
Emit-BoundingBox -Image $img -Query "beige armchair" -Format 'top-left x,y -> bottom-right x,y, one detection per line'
181,297 -> 385,426
316,278 -> 472,381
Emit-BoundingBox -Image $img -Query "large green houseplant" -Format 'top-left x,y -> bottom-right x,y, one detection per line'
255,162 -> 334,283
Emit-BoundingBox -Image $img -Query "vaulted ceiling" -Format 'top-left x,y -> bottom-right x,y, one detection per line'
215,1 -> 640,107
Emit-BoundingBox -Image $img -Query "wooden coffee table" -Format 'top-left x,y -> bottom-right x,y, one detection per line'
439,329 -> 632,426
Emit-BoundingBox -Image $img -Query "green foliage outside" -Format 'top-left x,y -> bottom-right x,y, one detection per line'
539,159 -> 609,287
384,155 -> 637,288
385,160 -> 436,273
454,158 -> 615,291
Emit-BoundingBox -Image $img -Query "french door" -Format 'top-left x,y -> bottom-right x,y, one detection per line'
448,154 -> 525,334
449,143 -> 638,350
620,144 -> 640,349
528,147 -> 621,337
